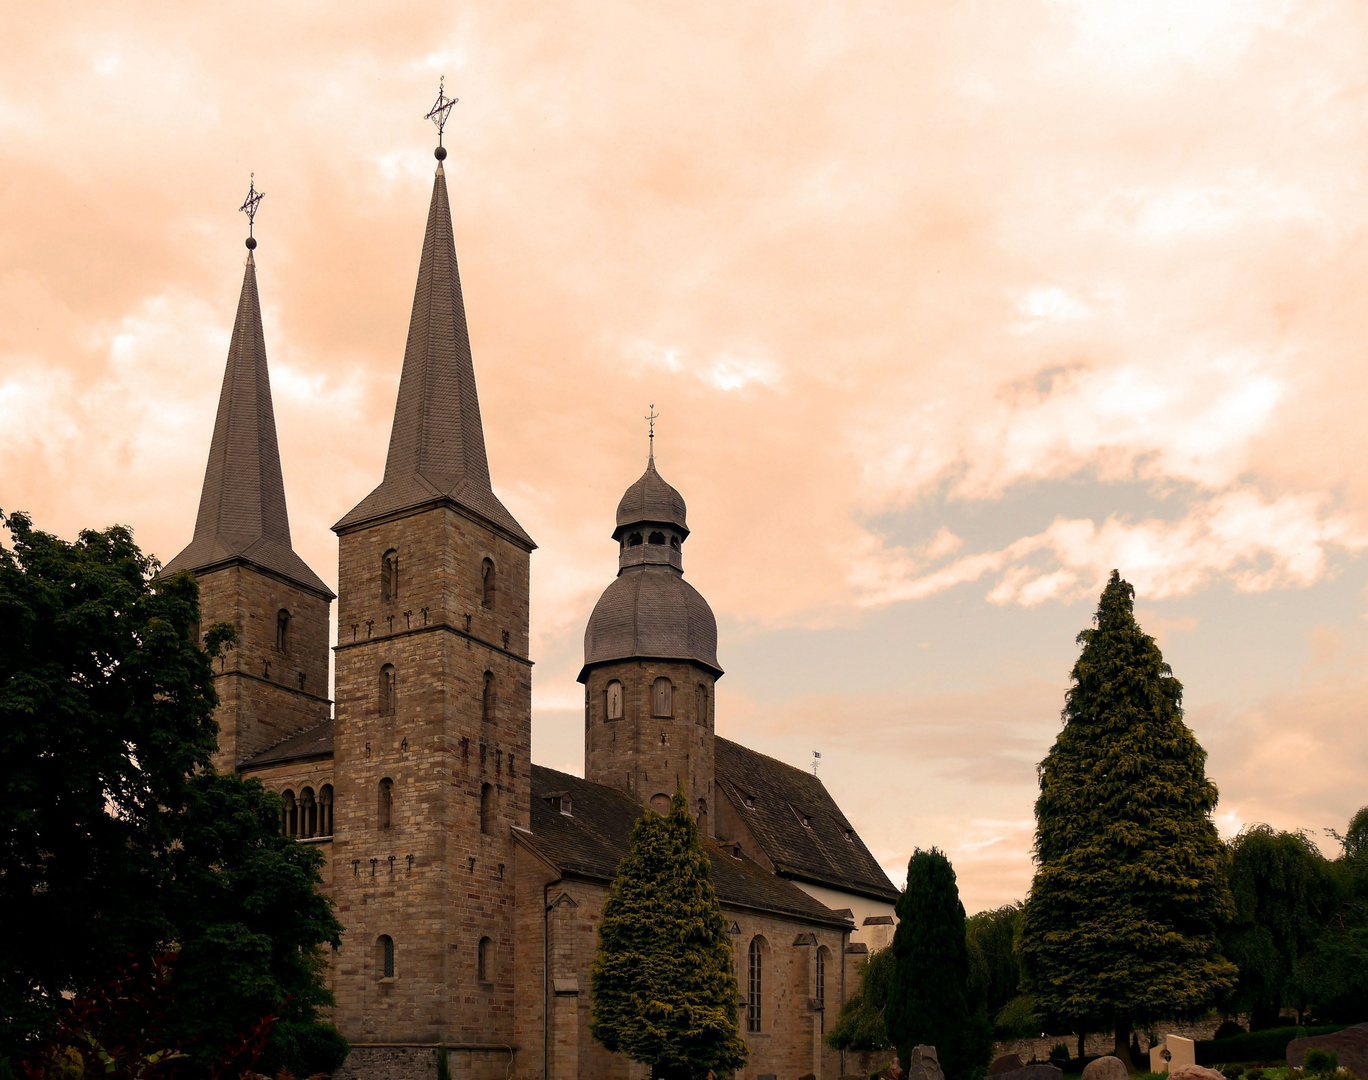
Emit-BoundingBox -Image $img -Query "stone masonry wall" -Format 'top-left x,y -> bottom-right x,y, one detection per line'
197,562 -> 331,770
330,503 -> 532,1052
583,659 -> 717,836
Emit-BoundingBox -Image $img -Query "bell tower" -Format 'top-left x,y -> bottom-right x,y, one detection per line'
328,93 -> 535,1048
580,449 -> 722,835
163,186 -> 333,772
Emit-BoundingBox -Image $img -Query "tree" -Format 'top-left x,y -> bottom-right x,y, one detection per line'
1291,807 -> 1368,1024
827,945 -> 895,1054
966,905 -> 1024,1037
590,789 -> 747,1080
886,849 -> 993,1080
0,513 -> 343,1072
1221,826 -> 1336,1029
1019,571 -> 1236,1071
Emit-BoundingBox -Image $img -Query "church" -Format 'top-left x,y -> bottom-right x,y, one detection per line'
160,121 -> 899,1080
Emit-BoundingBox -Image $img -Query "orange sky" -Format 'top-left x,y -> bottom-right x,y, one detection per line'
6,1 -> 1368,910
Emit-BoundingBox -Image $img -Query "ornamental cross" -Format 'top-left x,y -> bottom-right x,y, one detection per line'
425,76 -> 458,146
645,404 -> 658,454
238,174 -> 264,239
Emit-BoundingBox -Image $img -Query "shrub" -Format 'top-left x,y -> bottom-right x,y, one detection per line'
1215,1021 -> 1247,1040
1244,1070 -> 1264,1080
1050,1044 -> 1071,1062
1195,1026 -> 1345,1066
437,1041 -> 450,1080
1303,1049 -> 1338,1075
255,1021 -> 348,1078
1221,1067 -> 1243,1079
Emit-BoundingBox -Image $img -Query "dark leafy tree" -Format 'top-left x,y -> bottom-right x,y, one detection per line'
966,905 -> 1024,1036
886,849 -> 992,1080
826,945 -> 895,1053
1292,808 -> 1368,1024
590,789 -> 747,1080
1019,571 -> 1236,1071
1221,826 -> 1336,1029
0,513 -> 343,1074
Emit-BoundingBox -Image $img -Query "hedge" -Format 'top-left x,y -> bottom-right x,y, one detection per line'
1195,1026 -> 1345,1065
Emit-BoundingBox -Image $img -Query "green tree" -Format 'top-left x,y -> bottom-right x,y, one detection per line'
1221,826 -> 1336,1029
1019,571 -> 1236,1071
0,513 -> 342,1072
966,905 -> 1024,1036
1292,807 -> 1368,1024
886,849 -> 993,1080
590,789 -> 747,1080
826,946 -> 895,1053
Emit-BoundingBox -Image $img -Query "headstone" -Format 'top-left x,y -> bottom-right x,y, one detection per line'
991,1055 -> 1025,1076
1080,1055 -> 1128,1080
1149,1034 -> 1197,1073
1288,1024 -> 1368,1078
907,1045 -> 944,1080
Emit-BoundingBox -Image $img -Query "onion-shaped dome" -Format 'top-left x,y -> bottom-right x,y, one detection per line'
615,456 -> 688,538
581,567 -> 721,678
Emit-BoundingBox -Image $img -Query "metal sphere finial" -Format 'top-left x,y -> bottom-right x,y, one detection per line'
435,145 -> 447,161
245,236 -> 257,250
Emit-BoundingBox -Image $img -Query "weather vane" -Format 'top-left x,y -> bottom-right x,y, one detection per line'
425,76 -> 458,160
646,404 -> 658,457
239,174 -> 264,250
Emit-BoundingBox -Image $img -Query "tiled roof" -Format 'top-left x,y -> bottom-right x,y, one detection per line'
527,766 -> 852,928
240,719 -> 335,768
162,254 -> 332,598
615,456 -> 688,536
581,564 -> 721,678
715,738 -> 899,904
333,163 -> 532,548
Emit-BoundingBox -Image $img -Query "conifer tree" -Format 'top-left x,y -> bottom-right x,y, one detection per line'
1019,571 -> 1235,1070
886,849 -> 992,1080
590,789 -> 747,1080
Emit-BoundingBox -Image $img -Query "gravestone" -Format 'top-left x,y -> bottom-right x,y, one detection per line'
996,1063 -> 1064,1080
1149,1034 -> 1197,1073
1168,1066 -> 1224,1080
908,1045 -> 945,1080
1081,1055 -> 1128,1080
991,1055 -> 1025,1075
1287,1024 -> 1368,1078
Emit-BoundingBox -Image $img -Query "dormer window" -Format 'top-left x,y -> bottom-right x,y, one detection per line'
840,825 -> 855,842
544,791 -> 572,816
790,804 -> 812,828
648,531 -> 666,545
743,793 -> 756,810
559,794 -> 572,816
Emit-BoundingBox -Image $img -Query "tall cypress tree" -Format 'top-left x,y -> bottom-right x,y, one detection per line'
886,849 -> 992,1080
1019,571 -> 1235,1069
590,789 -> 747,1080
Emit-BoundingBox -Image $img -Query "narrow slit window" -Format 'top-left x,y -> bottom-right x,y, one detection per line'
480,783 -> 494,834
482,671 -> 496,723
481,557 -> 496,609
275,609 -> 290,652
478,936 -> 493,983
378,935 -> 395,979
379,664 -> 396,717
381,549 -> 399,602
378,777 -> 393,829
747,938 -> 764,1032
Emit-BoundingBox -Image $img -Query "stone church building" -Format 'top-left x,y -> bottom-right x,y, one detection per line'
161,140 -> 898,1079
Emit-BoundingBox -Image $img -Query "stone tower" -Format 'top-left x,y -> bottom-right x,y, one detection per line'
163,249 -> 333,773
580,452 -> 722,835
328,150 -> 535,1046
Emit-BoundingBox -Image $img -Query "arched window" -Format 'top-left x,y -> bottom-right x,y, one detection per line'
696,684 -> 707,726
816,946 -> 830,1034
300,787 -> 317,838
378,777 -> 393,830
627,532 -> 643,547
648,531 -> 666,545
481,557 -> 496,609
281,789 -> 297,837
649,793 -> 671,815
480,783 -> 494,834
378,664 -> 396,716
669,534 -> 680,550
696,798 -> 708,835
377,935 -> 395,979
275,609 -> 290,652
482,671 -> 496,723
319,785 -> 333,837
605,680 -> 623,721
478,936 -> 494,983
652,677 -> 672,718
747,937 -> 765,1032
381,549 -> 399,602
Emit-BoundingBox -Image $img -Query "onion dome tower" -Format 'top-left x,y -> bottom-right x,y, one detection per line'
580,443 -> 722,835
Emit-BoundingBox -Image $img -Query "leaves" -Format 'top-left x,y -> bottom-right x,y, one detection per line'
589,789 -> 748,1078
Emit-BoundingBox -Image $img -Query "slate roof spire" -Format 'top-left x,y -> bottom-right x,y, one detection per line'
333,154 -> 533,547
163,250 -> 333,598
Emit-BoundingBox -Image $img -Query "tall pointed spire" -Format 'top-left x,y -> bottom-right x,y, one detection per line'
164,251 -> 333,597
334,154 -> 532,546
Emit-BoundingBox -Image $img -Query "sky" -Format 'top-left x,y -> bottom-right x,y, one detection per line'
4,0 -> 1368,912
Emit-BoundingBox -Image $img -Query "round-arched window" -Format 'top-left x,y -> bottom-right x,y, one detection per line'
652,677 -> 672,718
377,935 -> 395,979
605,680 -> 623,720
649,793 -> 671,815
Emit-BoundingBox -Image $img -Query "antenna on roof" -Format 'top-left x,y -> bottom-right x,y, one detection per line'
645,403 -> 658,463
812,750 -> 821,776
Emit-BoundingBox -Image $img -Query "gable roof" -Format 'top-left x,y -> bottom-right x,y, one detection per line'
333,161 -> 531,548
162,253 -> 332,598
527,765 -> 852,928
714,737 -> 899,904
239,718 -> 335,769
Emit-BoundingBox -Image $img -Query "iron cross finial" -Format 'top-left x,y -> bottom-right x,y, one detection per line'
646,404 -> 658,458
239,174 -> 264,250
425,76 -> 458,156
